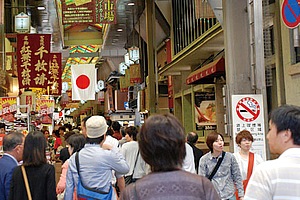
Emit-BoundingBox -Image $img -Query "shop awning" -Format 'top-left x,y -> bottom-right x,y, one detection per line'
186,57 -> 225,85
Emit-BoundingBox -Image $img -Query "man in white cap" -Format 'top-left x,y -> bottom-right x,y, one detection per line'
65,116 -> 129,200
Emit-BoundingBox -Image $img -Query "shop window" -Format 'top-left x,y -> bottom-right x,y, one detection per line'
290,26 -> 300,64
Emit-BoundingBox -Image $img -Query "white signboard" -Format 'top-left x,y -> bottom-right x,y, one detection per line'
15,12 -> 30,33
232,94 -> 266,160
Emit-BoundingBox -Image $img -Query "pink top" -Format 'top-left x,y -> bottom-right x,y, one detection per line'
56,160 -> 77,200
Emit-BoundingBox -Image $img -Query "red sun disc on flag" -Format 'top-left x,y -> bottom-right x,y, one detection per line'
76,75 -> 90,89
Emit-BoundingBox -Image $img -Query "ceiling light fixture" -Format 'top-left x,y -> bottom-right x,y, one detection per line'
37,6 -> 46,10
128,2 -> 135,6
117,28 -> 123,32
42,19 -> 49,23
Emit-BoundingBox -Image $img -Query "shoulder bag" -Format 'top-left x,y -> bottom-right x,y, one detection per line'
243,152 -> 254,189
235,152 -> 255,199
208,151 -> 226,181
21,165 -> 32,200
125,151 -> 139,186
75,152 -> 113,200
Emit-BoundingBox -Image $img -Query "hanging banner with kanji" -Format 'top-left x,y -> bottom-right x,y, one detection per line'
48,53 -> 62,96
17,34 -> 51,89
36,99 -> 54,124
129,64 -> 142,84
119,76 -> 128,92
0,97 -> 17,122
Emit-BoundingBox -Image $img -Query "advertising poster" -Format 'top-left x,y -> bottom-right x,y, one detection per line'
194,92 -> 216,130
36,99 -> 54,124
0,97 -> 17,122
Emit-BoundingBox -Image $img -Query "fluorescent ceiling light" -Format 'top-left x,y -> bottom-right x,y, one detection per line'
42,19 -> 49,23
117,28 -> 123,32
128,2 -> 134,6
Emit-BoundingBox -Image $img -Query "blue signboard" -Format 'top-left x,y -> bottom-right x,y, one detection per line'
124,101 -> 129,109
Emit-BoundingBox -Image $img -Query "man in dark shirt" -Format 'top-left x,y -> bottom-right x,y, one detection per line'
187,132 -> 203,173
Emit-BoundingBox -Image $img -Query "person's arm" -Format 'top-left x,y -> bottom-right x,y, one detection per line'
65,158 -> 75,200
117,176 -> 125,194
231,155 -> 244,198
109,148 -> 130,174
47,165 -> 57,200
8,167 -> 18,200
198,156 -> 207,176
56,161 -> 68,194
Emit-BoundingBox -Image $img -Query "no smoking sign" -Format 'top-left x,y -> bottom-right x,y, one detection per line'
236,97 -> 260,122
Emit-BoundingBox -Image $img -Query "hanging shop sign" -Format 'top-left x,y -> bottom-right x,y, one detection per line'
232,94 -> 266,160
15,12 -> 30,33
17,34 -> 51,89
119,62 -> 127,75
128,47 -> 140,62
194,92 -> 216,131
48,53 -> 62,96
61,0 -> 116,24
129,64 -> 142,84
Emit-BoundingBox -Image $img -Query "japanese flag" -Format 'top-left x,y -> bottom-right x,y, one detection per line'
71,64 -> 96,100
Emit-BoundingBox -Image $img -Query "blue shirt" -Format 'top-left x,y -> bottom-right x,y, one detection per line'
198,151 -> 244,199
0,154 -> 18,200
65,144 -> 129,199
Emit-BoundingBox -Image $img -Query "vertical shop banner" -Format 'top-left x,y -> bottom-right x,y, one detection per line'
194,92 -> 216,130
36,99 -> 54,124
96,0 -> 116,24
129,64 -> 142,84
119,76 -> 128,92
17,34 -> 51,89
0,97 -> 17,122
48,53 -> 62,96
232,94 -> 266,160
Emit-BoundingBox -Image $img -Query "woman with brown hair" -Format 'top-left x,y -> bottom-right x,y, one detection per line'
199,132 -> 244,200
9,131 -> 56,200
121,113 -> 219,200
233,130 -> 264,196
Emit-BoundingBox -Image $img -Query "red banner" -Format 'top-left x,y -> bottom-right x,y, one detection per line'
48,53 -> 62,96
17,34 -> 51,89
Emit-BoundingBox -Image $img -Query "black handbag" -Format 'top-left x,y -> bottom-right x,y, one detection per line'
124,151 -> 139,186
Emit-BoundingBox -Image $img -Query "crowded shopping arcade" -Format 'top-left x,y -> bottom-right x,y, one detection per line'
1,0 -> 300,199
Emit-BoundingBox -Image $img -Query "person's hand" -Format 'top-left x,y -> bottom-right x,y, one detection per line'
239,197 -> 244,200
101,143 -> 112,150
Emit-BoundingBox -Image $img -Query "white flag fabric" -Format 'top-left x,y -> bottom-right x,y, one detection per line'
71,64 -> 96,100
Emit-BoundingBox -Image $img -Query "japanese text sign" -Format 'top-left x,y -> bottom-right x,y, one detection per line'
49,53 -> 62,96
232,95 -> 267,160
17,34 -> 51,89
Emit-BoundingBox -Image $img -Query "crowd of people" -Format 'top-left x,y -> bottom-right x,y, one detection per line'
0,104 -> 300,199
